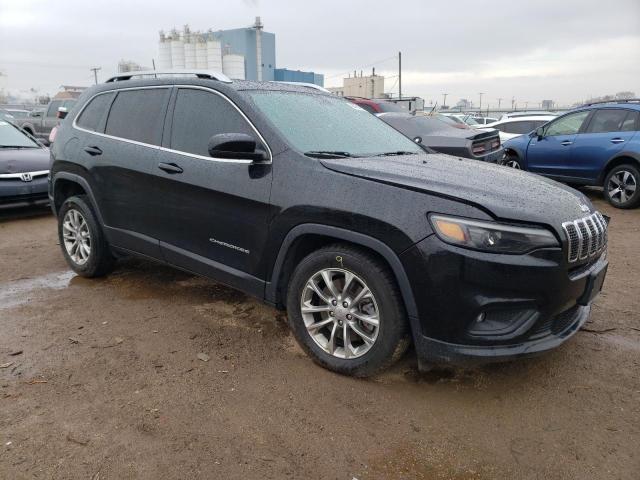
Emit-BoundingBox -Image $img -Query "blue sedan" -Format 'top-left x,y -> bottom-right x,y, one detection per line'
502,100 -> 640,208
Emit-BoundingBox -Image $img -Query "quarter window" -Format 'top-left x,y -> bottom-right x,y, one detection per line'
76,93 -> 115,132
621,111 -> 639,132
170,88 -> 255,156
545,111 -> 590,136
46,100 -> 62,117
105,89 -> 169,145
586,109 -> 630,134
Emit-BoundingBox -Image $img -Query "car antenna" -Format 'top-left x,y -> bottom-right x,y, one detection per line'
428,101 -> 438,116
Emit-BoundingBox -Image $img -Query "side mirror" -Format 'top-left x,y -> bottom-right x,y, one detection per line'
208,133 -> 267,162
57,107 -> 69,120
30,110 -> 43,118
535,127 -> 544,138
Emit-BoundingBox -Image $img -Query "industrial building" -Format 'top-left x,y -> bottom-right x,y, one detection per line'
328,70 -> 384,99
157,18 -> 323,86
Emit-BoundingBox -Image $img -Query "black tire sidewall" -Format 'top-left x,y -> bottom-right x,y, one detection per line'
286,246 -> 407,376
604,164 -> 640,209
58,195 -> 112,276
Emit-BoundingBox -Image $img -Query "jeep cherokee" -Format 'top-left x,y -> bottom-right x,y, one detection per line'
49,70 -> 609,376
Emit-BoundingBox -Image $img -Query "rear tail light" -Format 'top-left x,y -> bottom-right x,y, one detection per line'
491,139 -> 500,149
49,126 -> 57,143
472,144 -> 486,155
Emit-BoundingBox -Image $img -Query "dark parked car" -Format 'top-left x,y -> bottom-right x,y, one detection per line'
50,70 -> 608,376
503,100 -> 640,208
378,112 -> 504,162
0,119 -> 50,209
346,96 -> 409,114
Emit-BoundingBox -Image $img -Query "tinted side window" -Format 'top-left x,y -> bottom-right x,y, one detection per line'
621,111 -> 639,132
170,88 -> 254,156
46,101 -> 62,117
503,121 -> 535,134
105,89 -> 169,145
76,93 -> 115,132
545,111 -> 590,136
586,109 -> 629,133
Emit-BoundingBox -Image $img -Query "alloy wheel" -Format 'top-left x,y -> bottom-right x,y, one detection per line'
300,268 -> 380,359
62,209 -> 91,265
505,159 -> 521,169
608,170 -> 637,205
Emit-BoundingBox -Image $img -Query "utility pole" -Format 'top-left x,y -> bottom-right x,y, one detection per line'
398,51 -> 402,100
90,67 -> 101,85
442,93 -> 448,108
478,92 -> 484,112
497,97 -> 503,110
511,96 -> 515,110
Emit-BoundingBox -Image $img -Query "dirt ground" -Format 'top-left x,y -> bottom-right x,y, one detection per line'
0,189 -> 638,480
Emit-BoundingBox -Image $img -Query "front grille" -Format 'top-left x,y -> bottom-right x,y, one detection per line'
562,212 -> 608,263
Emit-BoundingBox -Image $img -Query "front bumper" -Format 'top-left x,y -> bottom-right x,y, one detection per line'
0,177 -> 50,209
400,234 -> 607,366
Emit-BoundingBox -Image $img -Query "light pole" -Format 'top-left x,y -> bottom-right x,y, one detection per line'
478,92 -> 484,111
497,97 -> 503,110
90,67 -> 101,85
442,93 -> 448,108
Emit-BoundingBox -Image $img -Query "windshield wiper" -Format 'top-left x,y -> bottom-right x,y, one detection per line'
304,150 -> 353,159
374,151 -> 418,157
0,145 -> 38,149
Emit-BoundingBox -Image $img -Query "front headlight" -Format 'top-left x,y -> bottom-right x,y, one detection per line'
430,214 -> 559,254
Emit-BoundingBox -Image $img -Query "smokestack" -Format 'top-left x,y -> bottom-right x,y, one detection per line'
253,16 -> 263,81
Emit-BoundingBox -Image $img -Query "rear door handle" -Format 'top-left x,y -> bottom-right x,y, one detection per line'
158,162 -> 183,174
610,138 -> 625,144
84,146 -> 102,156
560,140 -> 573,146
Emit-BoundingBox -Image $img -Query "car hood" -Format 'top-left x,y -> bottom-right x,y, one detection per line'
320,153 -> 593,229
0,147 -> 49,174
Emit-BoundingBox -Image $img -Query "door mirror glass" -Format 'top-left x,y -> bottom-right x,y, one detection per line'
208,133 -> 267,161
535,127 -> 544,138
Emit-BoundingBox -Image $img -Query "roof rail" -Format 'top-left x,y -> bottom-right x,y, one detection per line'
105,69 -> 232,83
581,98 -> 640,107
270,81 -> 330,93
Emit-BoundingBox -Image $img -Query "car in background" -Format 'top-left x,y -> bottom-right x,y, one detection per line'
1,109 -> 16,122
346,96 -> 409,114
502,100 -> 640,208
485,115 -> 557,143
378,112 -> 504,162
499,111 -> 557,121
14,99 -> 76,145
5,109 -> 31,119
0,119 -> 50,209
470,116 -> 499,125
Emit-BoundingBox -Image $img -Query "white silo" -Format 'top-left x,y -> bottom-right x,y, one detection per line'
195,37 -> 208,69
158,31 -> 172,69
223,54 -> 245,80
170,30 -> 185,69
184,38 -> 196,69
206,36 -> 222,71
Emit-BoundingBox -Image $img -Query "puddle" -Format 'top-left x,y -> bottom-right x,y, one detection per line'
0,270 -> 76,310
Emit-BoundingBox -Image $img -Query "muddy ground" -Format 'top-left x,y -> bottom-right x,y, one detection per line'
0,189 -> 639,479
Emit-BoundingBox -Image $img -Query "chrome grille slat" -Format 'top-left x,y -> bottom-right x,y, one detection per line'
562,212 -> 608,263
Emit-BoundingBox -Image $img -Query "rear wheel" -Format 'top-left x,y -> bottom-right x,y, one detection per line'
604,164 -> 640,209
286,244 -> 409,377
58,195 -> 116,277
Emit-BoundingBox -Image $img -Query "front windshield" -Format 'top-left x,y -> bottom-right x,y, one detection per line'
0,121 -> 40,148
248,91 -> 422,157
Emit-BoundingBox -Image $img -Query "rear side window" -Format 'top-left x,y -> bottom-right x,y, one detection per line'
621,111 -> 639,132
76,93 -> 114,132
586,109 -> 630,133
502,121 -> 535,134
105,89 -> 169,145
170,88 -> 255,156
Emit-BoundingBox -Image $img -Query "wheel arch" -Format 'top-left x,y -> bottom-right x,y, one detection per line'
598,153 -> 640,185
52,172 -> 104,225
266,224 -> 419,320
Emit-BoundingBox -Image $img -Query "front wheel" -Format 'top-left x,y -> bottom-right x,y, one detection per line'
286,244 -> 409,377
503,154 -> 523,169
604,164 -> 640,209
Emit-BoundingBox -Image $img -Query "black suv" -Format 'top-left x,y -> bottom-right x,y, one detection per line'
49,71 -> 609,376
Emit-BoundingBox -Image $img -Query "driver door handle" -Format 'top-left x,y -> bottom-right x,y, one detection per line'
84,146 -> 102,156
610,138 -> 625,144
158,162 -> 183,174
560,140 -> 573,146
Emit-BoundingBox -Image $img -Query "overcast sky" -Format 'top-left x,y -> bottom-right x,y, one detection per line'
1,0 -> 639,107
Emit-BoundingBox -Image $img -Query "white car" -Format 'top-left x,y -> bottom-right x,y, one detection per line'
484,115 -> 557,142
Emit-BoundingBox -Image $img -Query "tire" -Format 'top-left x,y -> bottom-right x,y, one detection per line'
603,164 -> 640,209
57,195 -> 116,277
503,154 -> 523,170
286,244 -> 410,377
